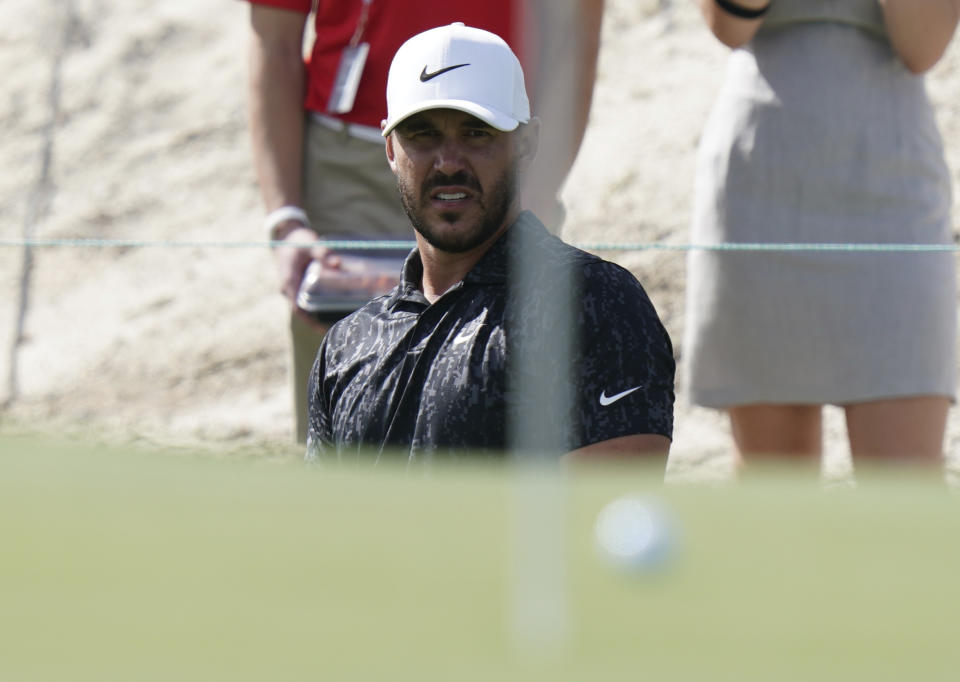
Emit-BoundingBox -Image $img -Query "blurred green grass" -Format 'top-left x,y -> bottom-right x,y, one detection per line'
2,433 -> 958,681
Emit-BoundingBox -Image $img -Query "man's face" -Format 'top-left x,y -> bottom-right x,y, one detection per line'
386,109 -> 531,254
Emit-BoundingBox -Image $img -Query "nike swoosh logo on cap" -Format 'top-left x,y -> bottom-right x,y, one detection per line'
420,63 -> 470,82
599,386 -> 643,406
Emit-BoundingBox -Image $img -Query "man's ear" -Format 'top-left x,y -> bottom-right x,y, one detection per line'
382,120 -> 399,173
384,132 -> 398,173
516,116 -> 541,173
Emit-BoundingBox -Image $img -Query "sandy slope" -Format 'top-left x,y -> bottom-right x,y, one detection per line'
2,0 -> 959,478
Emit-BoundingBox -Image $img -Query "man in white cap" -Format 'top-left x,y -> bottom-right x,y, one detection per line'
307,23 -> 675,461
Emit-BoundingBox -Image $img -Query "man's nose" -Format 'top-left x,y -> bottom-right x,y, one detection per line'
433,138 -> 468,176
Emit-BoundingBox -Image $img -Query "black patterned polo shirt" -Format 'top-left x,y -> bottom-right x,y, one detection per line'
307,212 -> 675,461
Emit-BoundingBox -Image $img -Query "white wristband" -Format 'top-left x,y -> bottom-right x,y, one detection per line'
265,205 -> 311,241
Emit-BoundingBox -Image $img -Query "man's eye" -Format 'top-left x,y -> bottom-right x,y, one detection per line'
465,128 -> 492,138
403,128 -> 438,140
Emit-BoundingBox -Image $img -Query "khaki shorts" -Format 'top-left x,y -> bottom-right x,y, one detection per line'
290,117 -> 412,443
301,116 -> 412,240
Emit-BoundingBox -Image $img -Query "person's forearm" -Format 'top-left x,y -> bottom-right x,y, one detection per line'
879,0 -> 960,73
248,7 -> 308,215
543,0 -> 603,180
564,434 -> 672,460
698,0 -> 769,48
522,0 -> 604,229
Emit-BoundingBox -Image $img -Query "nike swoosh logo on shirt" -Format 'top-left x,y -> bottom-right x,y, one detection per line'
451,324 -> 485,346
599,386 -> 642,406
452,331 -> 474,346
419,63 -> 470,82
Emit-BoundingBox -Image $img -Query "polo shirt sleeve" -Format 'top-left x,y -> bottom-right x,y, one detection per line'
572,264 -> 676,447
244,0 -> 312,12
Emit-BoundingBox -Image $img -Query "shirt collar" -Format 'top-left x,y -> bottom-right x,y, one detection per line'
390,211 -> 549,306
465,211 -> 551,285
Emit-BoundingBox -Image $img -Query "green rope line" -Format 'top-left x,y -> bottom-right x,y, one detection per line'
1,237 -> 959,252
0,238 -> 416,250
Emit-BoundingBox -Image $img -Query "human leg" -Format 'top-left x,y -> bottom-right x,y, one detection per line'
844,396 -> 949,465
290,312 -> 329,444
728,404 -> 823,469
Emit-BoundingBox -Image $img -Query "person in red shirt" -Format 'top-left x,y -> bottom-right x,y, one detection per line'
245,0 -> 604,442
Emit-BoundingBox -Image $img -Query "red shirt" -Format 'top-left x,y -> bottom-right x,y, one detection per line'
248,0 -> 523,128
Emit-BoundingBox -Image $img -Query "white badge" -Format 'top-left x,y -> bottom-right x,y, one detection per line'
326,42 -> 370,114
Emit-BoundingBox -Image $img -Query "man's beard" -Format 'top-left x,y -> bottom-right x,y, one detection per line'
397,162 -> 517,254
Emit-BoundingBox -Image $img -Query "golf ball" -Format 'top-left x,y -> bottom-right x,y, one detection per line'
594,495 -> 678,572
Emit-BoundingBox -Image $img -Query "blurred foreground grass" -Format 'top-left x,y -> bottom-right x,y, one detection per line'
2,432 -> 958,682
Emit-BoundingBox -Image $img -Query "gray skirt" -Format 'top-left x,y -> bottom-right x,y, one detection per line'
683,21 -> 956,407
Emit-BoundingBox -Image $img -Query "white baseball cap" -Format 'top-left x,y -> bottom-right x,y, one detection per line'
381,22 -> 530,137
